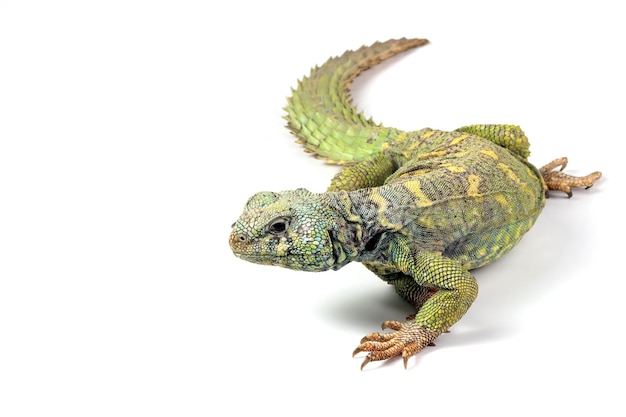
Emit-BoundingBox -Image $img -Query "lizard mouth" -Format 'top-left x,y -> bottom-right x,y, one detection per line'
233,251 -> 279,263
231,230 -> 339,271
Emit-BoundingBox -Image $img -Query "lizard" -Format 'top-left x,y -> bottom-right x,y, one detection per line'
228,38 -> 602,369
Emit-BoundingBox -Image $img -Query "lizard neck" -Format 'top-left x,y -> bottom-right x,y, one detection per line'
324,190 -> 387,269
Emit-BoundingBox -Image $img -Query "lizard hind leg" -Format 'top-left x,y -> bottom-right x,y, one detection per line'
539,157 -> 602,198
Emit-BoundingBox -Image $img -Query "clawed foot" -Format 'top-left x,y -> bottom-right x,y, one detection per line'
539,157 -> 602,198
352,320 -> 440,370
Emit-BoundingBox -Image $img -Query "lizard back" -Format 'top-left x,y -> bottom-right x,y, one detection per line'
352,128 -> 545,270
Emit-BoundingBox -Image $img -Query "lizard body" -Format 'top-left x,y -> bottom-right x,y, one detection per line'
229,38 -> 602,369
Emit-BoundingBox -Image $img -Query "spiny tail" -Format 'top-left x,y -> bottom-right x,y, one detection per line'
284,38 -> 429,164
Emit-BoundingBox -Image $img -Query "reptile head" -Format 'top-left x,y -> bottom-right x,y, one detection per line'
229,188 -> 341,271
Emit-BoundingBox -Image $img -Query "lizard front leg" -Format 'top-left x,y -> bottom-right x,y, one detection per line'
354,239 -> 478,369
327,154 -> 397,192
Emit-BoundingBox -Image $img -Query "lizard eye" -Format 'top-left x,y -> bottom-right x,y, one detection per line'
268,217 -> 290,235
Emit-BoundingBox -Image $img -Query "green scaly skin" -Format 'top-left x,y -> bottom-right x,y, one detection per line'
229,38 -> 602,369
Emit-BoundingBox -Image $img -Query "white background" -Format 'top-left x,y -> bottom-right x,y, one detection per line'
1,1 -> 624,416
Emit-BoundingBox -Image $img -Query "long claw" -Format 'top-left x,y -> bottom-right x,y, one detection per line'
360,356 -> 371,371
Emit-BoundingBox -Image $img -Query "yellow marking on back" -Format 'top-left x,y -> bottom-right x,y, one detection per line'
394,131 -> 409,144
370,189 -> 402,229
418,215 -> 435,229
421,130 -> 435,139
403,179 -> 434,207
480,150 -> 498,160
498,163 -> 521,184
450,134 -> 469,146
495,194 -> 509,207
417,150 -> 448,160
403,140 -> 422,155
446,166 -> 465,173
467,174 -> 481,197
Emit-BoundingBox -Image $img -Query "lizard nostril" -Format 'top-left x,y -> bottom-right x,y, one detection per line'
229,233 -> 248,248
